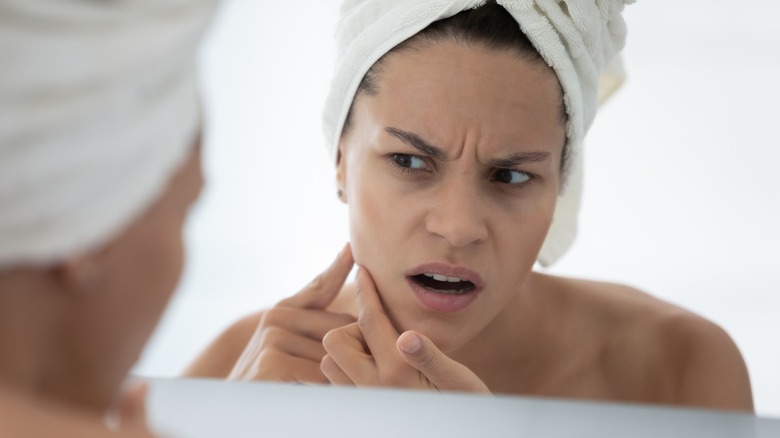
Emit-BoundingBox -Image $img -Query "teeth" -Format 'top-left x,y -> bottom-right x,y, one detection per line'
423,273 -> 467,283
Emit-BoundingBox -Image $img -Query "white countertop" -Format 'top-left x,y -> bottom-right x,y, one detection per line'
146,378 -> 779,438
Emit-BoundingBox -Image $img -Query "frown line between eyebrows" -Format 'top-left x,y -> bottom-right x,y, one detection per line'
385,126 -> 551,168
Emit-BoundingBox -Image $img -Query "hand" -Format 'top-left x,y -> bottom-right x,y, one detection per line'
228,245 -> 357,384
320,267 -> 490,393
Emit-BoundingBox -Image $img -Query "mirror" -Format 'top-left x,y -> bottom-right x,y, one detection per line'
134,0 -> 780,418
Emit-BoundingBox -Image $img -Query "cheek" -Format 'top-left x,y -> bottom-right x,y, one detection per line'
72,214 -> 186,398
345,160 -> 420,296
107,214 -> 186,350
137,218 -> 186,318
528,193 -> 557,244
347,166 -> 396,268
493,193 -> 558,284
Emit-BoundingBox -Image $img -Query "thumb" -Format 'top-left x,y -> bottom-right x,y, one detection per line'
278,243 -> 354,309
397,331 -> 491,394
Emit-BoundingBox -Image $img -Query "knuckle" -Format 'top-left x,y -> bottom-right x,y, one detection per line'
357,310 -> 375,332
261,307 -> 285,326
415,351 -> 438,372
259,326 -> 285,346
255,348 -> 281,366
320,355 -> 335,373
256,350 -> 294,381
379,365 -> 406,386
321,327 -> 342,350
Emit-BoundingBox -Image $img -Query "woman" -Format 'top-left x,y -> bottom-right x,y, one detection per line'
0,1 -> 218,435
186,0 -> 754,412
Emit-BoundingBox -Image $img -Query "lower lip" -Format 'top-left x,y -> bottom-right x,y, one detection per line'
407,277 -> 480,313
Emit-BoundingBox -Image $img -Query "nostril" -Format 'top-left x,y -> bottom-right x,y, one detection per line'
426,216 -> 488,247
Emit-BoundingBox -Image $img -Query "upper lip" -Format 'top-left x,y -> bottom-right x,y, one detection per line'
406,263 -> 485,289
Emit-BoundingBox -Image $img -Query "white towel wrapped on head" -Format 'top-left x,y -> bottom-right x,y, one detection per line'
0,0 -> 218,269
323,0 -> 632,266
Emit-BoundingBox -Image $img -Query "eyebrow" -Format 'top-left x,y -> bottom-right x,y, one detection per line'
385,127 -> 446,160
385,126 -> 551,168
488,151 -> 551,168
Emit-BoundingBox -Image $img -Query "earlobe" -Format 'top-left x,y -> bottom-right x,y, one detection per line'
53,254 -> 100,297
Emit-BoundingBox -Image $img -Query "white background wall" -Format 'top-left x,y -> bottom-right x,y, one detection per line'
134,0 -> 780,417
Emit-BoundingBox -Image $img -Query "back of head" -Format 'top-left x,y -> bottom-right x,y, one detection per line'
0,0 -> 219,269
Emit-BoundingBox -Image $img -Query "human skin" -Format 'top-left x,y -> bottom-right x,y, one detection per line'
187,41 -> 754,412
187,39 -> 561,383
333,40 -> 565,354
213,245 -> 357,384
0,140 -> 204,434
0,382 -> 154,437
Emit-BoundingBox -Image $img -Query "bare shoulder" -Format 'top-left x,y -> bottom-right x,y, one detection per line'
651,309 -> 754,412
182,311 -> 264,378
537,274 -> 753,411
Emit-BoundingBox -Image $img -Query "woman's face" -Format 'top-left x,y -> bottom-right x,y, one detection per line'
338,41 -> 566,352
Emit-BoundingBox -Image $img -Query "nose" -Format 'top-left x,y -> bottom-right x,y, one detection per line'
425,177 -> 488,247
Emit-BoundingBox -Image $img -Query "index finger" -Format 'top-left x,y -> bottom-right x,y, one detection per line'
279,244 -> 354,309
355,266 -> 399,363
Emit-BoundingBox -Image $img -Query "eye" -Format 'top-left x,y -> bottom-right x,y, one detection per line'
491,169 -> 531,185
392,153 -> 428,170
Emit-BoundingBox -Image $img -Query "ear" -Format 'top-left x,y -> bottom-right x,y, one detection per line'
335,140 -> 348,204
52,253 -> 101,298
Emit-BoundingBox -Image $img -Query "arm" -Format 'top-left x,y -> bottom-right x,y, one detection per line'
183,312 -> 263,378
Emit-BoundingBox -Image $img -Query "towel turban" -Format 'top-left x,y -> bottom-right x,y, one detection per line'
0,0 -> 218,269
323,0 -> 632,266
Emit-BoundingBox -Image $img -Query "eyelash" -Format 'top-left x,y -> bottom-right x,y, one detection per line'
490,169 -> 535,192
386,153 -> 536,191
388,153 -> 429,175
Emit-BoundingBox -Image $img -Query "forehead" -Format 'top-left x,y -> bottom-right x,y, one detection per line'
356,41 -> 566,155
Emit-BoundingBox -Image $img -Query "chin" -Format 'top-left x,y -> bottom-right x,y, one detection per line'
375,283 -> 477,354
388,313 -> 469,354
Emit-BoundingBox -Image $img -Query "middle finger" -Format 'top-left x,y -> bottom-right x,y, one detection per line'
322,322 -> 376,385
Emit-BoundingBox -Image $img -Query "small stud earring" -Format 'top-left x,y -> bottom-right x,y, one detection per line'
337,189 -> 343,198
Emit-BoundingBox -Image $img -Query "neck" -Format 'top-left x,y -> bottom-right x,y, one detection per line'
450,271 -> 564,393
0,268 -> 105,414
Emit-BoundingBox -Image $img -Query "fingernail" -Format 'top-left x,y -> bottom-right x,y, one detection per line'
399,333 -> 422,354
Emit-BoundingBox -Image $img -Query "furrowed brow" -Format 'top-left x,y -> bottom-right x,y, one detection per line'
385,127 -> 446,160
489,152 -> 551,168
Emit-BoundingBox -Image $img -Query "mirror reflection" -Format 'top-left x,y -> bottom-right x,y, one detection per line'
137,0 -> 778,417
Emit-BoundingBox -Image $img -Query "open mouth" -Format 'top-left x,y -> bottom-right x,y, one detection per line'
410,273 -> 476,295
